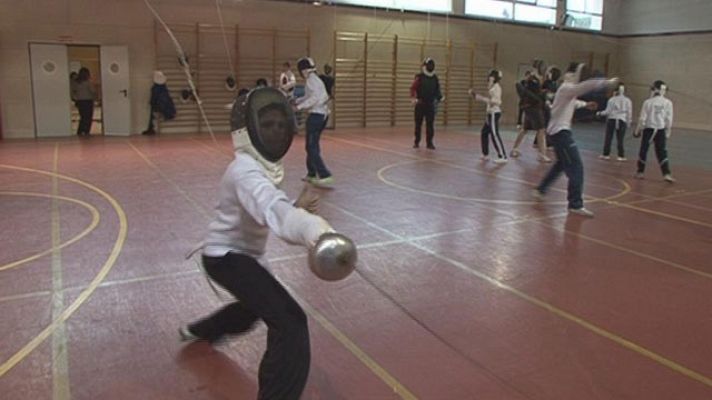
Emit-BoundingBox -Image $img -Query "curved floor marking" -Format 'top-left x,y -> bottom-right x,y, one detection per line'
0,191 -> 100,272
0,165 -> 128,377
377,159 -> 630,206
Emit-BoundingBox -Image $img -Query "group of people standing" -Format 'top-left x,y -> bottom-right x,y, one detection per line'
171,55 -> 678,400
411,57 -> 676,217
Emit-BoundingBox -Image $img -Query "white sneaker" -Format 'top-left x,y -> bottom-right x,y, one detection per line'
311,176 -> 334,188
531,189 -> 545,201
493,157 -> 508,164
510,149 -> 520,158
568,207 -> 595,217
480,155 -> 490,161
179,326 -> 199,342
598,155 -> 610,160
538,154 -> 552,163
663,174 -> 676,183
634,172 -> 644,180
617,157 -> 627,162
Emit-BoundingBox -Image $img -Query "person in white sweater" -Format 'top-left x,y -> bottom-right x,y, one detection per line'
295,56 -> 333,187
597,83 -> 633,161
470,69 -> 507,163
533,63 -> 618,217
634,80 -> 675,182
180,87 -> 334,400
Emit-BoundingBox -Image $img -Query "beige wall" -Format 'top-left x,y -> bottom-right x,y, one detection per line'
604,0 -> 712,35
1,0 -> 623,138
619,33 -> 712,131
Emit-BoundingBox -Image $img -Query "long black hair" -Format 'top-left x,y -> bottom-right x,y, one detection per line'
77,67 -> 91,83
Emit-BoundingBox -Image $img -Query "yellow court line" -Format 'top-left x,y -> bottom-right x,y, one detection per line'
0,165 -> 128,378
622,187 -> 712,207
368,146 -> 710,278
325,202 -> 712,388
376,159 -> 630,208
329,133 -> 631,197
126,141 -> 212,220
533,220 -> 712,280
281,281 -> 418,400
50,144 -> 71,400
131,141 -> 418,399
332,135 -> 712,232
0,192 -> 100,272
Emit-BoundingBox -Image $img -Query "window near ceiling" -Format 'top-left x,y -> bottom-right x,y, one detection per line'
465,0 -> 557,26
330,0 -> 452,13
565,0 -> 603,31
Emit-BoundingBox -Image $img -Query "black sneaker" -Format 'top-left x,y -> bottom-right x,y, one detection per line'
426,144 -> 436,150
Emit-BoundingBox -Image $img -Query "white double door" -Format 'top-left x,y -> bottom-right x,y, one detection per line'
30,44 -> 131,137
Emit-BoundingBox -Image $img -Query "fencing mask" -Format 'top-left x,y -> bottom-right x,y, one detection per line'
422,58 -> 435,77
230,87 -> 297,163
297,57 -> 317,78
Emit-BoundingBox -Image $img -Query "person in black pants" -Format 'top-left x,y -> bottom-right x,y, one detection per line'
180,87 -> 335,399
72,67 -> 96,136
410,58 -> 442,149
634,80 -> 675,182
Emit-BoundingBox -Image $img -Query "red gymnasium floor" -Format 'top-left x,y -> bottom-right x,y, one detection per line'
1,127 -> 711,399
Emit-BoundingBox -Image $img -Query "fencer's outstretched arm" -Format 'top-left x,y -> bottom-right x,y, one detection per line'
235,167 -> 332,247
575,100 -> 589,109
562,78 -> 618,101
598,98 -> 614,117
472,85 -> 501,107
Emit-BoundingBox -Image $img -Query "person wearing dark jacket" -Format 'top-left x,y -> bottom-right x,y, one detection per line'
510,74 -> 551,162
143,71 -> 176,135
410,58 -> 443,149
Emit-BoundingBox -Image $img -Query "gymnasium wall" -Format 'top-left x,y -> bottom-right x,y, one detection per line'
1,0 -> 621,138
618,33 -> 712,132
604,0 -> 712,35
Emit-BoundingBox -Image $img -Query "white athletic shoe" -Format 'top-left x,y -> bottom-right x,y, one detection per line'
663,174 -> 676,183
568,207 -> 595,218
617,157 -> 627,161
634,172 -> 645,179
599,155 -> 610,160
510,149 -> 520,158
493,157 -> 508,164
531,189 -> 545,201
538,154 -> 552,163
311,176 -> 334,188
480,155 -> 490,162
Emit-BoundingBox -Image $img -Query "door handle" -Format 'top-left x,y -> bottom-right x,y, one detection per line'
119,89 -> 128,97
